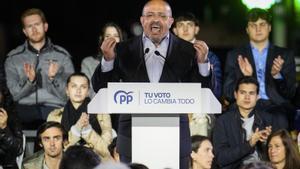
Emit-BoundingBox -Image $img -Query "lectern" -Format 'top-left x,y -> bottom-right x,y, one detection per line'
88,83 -> 221,169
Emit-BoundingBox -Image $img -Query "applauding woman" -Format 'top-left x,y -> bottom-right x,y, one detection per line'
47,72 -> 112,161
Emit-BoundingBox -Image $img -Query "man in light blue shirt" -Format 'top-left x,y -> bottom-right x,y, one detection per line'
224,8 -> 296,131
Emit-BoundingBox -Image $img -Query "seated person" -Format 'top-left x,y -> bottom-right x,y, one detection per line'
213,76 -> 273,169
267,129 -> 300,169
190,135 -> 214,169
47,72 -> 112,161
0,86 -> 23,169
22,121 -> 67,169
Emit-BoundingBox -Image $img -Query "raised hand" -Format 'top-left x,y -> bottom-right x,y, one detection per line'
194,40 -> 209,63
249,128 -> 260,147
101,37 -> 117,61
271,55 -> 284,77
75,112 -> 90,130
238,55 -> 253,76
249,126 -> 272,147
0,108 -> 8,129
48,60 -> 59,79
24,63 -> 36,82
258,126 -> 272,142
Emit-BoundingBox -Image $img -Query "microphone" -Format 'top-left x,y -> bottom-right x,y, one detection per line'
154,50 -> 181,82
133,48 -> 150,79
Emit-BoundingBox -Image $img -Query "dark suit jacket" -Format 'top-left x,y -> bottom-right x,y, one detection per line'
92,33 -> 210,158
224,43 -> 296,105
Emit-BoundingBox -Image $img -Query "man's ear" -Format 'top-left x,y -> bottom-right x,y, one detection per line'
234,91 -> 237,100
22,28 -> 28,37
44,22 -> 48,32
246,26 -> 249,35
65,87 -> 69,97
173,27 -> 178,35
63,140 -> 69,148
190,151 -> 196,160
195,26 -> 200,35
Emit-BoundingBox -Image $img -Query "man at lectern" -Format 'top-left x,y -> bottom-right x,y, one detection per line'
92,1 -> 212,168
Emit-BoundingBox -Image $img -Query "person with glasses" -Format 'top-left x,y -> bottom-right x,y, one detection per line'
223,8 -> 296,131
22,121 -> 67,169
92,1 -> 212,168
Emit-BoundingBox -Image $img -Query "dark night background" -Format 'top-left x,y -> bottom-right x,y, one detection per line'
0,0 -> 299,74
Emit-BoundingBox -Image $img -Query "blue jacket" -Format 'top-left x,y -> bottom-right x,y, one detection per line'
208,51 -> 222,99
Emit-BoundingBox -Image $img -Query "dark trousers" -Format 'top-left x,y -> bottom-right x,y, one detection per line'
16,104 -> 57,129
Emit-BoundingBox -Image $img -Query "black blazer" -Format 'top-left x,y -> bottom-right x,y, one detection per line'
92,33 -> 210,158
224,43 -> 296,105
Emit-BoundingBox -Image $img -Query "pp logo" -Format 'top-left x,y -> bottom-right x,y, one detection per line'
114,90 -> 134,104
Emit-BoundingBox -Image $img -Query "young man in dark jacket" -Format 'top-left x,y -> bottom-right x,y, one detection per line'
213,76 -> 273,169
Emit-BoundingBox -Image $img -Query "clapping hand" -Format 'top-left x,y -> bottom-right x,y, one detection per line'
271,55 -> 284,77
75,112 -> 90,130
249,126 -> 272,147
238,55 -> 253,76
0,108 -> 8,129
24,63 -> 36,82
48,60 -> 59,79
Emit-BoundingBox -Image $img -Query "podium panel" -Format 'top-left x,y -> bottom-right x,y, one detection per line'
88,83 -> 221,169
132,114 -> 179,169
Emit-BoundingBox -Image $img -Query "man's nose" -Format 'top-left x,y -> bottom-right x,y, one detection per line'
183,25 -> 188,31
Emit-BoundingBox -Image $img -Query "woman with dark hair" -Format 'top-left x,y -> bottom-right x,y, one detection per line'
0,86 -> 23,169
81,22 -> 124,98
81,22 -> 123,133
190,135 -> 214,169
267,129 -> 300,169
47,72 -> 112,161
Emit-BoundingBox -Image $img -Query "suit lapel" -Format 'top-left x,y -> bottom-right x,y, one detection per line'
134,36 -> 150,82
265,44 -> 275,80
159,34 -> 176,82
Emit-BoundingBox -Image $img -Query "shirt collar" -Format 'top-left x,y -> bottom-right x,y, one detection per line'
250,41 -> 269,52
143,32 -> 170,55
